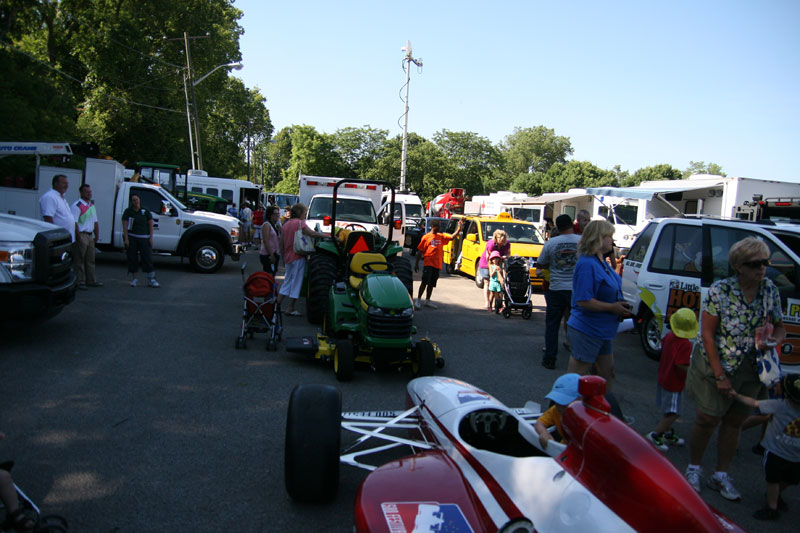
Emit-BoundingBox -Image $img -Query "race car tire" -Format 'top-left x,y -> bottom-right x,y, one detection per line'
306,253 -> 337,325
388,256 -> 413,296
413,340 -> 436,377
285,384 -> 341,502
334,339 -> 355,382
640,313 -> 662,361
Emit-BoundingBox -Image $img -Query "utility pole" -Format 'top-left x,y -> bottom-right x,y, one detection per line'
184,32 -> 208,170
400,40 -> 422,193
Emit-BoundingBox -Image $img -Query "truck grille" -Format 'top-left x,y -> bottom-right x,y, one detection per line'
367,314 -> 413,339
33,229 -> 74,286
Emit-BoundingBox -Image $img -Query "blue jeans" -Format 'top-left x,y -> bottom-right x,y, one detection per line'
543,290 -> 571,362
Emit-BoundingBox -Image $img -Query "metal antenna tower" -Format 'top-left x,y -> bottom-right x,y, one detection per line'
400,40 -> 422,193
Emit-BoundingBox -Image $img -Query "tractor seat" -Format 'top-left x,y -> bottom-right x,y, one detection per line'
349,252 -> 389,289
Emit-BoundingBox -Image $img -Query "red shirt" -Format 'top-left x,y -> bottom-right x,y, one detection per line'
417,231 -> 454,268
657,333 -> 692,391
573,222 -> 583,235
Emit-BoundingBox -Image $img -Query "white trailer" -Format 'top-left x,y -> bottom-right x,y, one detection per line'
179,169 -> 261,209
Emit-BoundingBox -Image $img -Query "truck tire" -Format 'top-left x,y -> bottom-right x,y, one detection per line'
474,273 -> 484,289
284,384 -> 341,502
640,313 -> 662,361
306,253 -> 337,324
388,255 -> 413,296
189,240 -> 224,273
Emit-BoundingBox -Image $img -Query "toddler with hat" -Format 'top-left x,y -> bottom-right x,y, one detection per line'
534,373 -> 582,449
487,250 -> 505,313
646,307 -> 698,451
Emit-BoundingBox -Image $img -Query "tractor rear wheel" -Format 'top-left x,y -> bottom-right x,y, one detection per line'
388,255 -> 413,296
306,253 -> 337,324
284,384 -> 341,502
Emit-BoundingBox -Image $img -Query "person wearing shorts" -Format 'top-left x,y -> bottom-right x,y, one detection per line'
477,229 -> 510,311
683,236 -> 786,501
414,219 -> 463,310
276,203 -> 327,316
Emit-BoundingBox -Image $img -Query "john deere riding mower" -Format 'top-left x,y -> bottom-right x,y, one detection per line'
287,179 -> 443,381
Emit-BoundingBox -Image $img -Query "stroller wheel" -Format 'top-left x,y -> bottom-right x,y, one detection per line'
521,308 -> 532,320
235,336 -> 247,349
266,338 -> 277,351
502,307 -> 511,319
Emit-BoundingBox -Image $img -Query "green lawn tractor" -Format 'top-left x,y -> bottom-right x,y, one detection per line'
288,179 -> 443,381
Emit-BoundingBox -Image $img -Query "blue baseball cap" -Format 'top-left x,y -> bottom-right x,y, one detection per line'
545,373 -> 581,406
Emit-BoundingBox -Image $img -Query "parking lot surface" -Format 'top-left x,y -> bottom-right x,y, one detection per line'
1,248 -> 793,531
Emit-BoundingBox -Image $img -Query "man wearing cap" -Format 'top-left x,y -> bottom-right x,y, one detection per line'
537,214 -> 581,369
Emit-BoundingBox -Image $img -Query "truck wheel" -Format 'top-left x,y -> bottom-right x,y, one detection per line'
413,340 -> 436,377
474,274 -> 484,289
334,339 -> 355,382
640,313 -> 663,361
388,256 -> 413,296
306,253 -> 337,324
189,240 -> 224,273
284,384 -> 341,502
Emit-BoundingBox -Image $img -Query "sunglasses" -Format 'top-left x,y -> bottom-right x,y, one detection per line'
742,259 -> 770,269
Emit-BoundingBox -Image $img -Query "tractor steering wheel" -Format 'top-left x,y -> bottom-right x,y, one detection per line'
344,223 -> 367,231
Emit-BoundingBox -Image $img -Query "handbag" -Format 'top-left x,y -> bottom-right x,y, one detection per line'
293,227 -> 316,254
754,285 -> 781,388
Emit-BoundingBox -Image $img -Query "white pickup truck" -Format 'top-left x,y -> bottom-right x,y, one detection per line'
0,143 -> 243,273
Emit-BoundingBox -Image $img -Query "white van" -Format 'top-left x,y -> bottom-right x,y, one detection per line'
620,216 -> 800,373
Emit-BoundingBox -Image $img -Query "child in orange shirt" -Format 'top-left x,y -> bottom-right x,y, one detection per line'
414,219 -> 463,310
534,373 -> 581,448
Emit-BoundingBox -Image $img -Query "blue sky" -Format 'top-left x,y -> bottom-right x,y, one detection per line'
233,0 -> 800,182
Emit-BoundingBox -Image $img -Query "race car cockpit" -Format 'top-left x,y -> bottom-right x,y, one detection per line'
458,408 -> 547,458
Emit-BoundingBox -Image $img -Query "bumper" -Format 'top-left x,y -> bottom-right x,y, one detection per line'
0,272 -> 77,321
231,242 -> 245,259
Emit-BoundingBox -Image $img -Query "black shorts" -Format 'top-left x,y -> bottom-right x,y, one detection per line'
421,266 -> 440,287
764,450 -> 800,485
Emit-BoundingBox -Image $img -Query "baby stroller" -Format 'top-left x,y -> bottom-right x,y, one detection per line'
1,462 -> 68,532
501,256 -> 533,319
235,265 -> 282,351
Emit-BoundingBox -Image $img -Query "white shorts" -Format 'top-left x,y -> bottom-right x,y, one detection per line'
279,258 -> 306,299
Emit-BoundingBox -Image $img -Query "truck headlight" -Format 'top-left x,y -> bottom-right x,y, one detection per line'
230,227 -> 239,240
0,242 -> 35,282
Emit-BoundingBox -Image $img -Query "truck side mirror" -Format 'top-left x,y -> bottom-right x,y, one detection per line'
393,219 -> 402,230
466,234 -> 477,243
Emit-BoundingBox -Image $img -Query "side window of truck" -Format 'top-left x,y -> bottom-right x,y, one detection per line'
221,189 -> 233,202
649,223 -> 701,276
626,222 -> 657,263
133,188 -> 168,215
707,226 -> 761,282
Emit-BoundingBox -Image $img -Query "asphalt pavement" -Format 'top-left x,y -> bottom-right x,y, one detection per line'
1,247 -> 794,532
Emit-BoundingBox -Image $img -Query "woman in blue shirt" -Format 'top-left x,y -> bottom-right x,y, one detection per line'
567,220 -> 631,386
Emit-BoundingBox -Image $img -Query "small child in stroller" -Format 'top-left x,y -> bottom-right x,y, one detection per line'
488,251 -> 505,313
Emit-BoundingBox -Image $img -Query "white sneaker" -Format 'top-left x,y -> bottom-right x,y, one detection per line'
684,466 -> 702,493
424,300 -> 438,309
148,278 -> 160,288
646,432 -> 668,452
707,472 -> 741,501
130,278 -> 138,287
414,298 -> 422,310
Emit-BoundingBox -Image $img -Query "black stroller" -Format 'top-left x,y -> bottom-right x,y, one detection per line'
235,265 -> 282,351
501,256 -> 533,319
0,462 -> 68,532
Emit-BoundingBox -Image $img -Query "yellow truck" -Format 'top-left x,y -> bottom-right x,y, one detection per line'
442,212 -> 546,288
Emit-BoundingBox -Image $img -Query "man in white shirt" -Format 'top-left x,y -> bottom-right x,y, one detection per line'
241,202 -> 253,244
39,174 -> 76,241
71,184 -> 103,289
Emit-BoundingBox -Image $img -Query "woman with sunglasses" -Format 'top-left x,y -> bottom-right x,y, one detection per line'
684,236 -> 786,502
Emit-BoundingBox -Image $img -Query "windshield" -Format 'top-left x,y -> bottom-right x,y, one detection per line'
308,197 -> 377,223
512,207 -> 541,223
405,204 -> 425,218
481,221 -> 543,244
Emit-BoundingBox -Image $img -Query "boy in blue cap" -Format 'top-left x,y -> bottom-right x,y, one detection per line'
534,373 -> 581,449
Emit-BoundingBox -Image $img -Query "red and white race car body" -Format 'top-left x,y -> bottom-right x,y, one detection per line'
427,188 -> 465,218
352,376 -> 743,533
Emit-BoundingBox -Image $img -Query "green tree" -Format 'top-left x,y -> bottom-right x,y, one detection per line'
281,125 -> 347,191
432,129 -> 503,198
331,126 -> 389,180
624,164 -> 683,186
683,160 -> 726,178
500,126 -> 574,188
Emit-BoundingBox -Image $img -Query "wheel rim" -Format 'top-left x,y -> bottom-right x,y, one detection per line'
195,246 -> 219,269
646,318 -> 662,351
